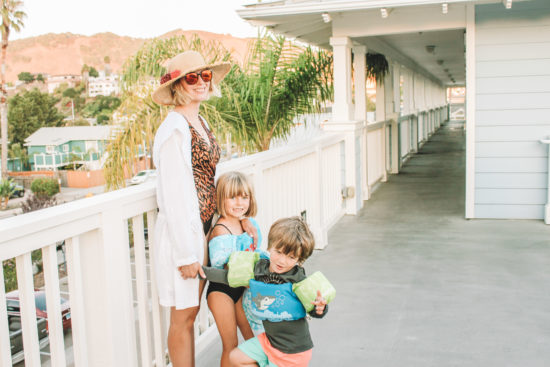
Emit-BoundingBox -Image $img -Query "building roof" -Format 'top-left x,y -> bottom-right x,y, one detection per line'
237,0 -> 514,86
25,126 -> 113,146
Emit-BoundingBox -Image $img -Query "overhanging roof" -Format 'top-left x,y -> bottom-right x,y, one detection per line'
237,0 -> 519,86
25,126 -> 114,147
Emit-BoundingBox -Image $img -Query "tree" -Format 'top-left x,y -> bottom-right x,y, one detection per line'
8,88 -> 64,147
36,73 -> 44,83
0,177 -> 14,208
0,0 -> 26,180
202,34 -> 333,152
82,95 -> 120,124
88,66 -> 99,78
8,142 -> 28,170
17,71 -> 34,83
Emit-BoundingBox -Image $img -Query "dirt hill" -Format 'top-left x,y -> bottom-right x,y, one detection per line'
6,29 -> 252,83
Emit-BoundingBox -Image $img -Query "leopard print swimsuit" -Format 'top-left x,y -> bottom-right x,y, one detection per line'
188,117 -> 221,225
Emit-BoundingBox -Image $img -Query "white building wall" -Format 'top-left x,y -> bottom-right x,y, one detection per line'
474,0 -> 550,219
88,74 -> 120,97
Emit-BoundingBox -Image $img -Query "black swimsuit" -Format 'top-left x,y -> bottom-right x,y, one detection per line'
206,223 -> 246,303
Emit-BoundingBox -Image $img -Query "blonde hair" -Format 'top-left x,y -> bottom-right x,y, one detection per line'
216,171 -> 257,218
267,217 -> 315,263
170,75 -> 218,106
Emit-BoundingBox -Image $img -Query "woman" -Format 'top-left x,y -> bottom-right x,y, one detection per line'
151,51 -> 257,366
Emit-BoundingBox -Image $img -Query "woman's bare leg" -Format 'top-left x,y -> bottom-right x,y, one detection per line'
168,306 -> 199,367
168,277 -> 206,367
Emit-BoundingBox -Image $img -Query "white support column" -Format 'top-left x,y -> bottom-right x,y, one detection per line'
353,45 -> 370,201
353,45 -> 367,122
465,3 -> 476,218
324,37 -> 362,215
330,37 -> 353,121
388,62 -> 400,174
375,74 -> 388,182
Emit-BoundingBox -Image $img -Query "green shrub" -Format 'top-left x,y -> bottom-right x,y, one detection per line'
31,178 -> 60,198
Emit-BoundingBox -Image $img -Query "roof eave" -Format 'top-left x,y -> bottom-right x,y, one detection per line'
238,0 -> 486,18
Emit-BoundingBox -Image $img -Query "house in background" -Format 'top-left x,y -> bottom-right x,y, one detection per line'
46,74 -> 81,94
25,126 -> 113,171
88,71 -> 120,97
238,0 -> 550,222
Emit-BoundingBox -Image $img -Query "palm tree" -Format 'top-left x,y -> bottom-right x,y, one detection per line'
104,33 -> 334,188
202,34 -> 333,152
0,0 -> 25,180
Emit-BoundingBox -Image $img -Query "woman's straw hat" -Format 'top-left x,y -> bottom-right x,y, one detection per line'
152,50 -> 231,105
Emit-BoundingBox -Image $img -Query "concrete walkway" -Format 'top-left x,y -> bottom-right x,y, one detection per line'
199,121 -> 550,366
307,121 -> 550,366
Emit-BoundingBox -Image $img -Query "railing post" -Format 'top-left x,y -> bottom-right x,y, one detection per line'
540,138 -> 550,224
323,121 -> 364,215
390,116 -> 399,174
76,208 -> 138,366
313,144 -> 327,248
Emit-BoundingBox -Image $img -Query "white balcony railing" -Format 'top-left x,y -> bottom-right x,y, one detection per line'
0,107 -> 446,366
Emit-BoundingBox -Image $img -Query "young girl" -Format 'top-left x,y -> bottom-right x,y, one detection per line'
207,171 -> 264,366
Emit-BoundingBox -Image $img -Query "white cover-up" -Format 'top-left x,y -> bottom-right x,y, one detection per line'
152,111 -> 208,310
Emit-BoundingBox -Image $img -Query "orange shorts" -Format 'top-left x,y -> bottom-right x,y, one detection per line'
257,332 -> 313,367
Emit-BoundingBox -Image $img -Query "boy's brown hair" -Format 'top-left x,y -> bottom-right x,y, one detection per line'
216,171 -> 257,218
267,216 -> 315,263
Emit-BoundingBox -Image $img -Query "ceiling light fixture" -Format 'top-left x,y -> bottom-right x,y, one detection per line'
437,59 -> 444,66
504,0 -> 512,9
442,3 -> 448,14
425,45 -> 436,54
321,12 -> 332,23
380,8 -> 389,18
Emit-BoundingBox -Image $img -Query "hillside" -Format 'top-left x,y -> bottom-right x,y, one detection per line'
6,30 -> 252,83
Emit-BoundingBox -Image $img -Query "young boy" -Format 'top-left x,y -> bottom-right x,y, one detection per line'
203,216 -> 328,367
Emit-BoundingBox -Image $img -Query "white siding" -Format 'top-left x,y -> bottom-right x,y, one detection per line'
474,0 -> 550,219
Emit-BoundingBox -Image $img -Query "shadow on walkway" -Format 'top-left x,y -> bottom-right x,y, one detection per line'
307,121 -> 550,366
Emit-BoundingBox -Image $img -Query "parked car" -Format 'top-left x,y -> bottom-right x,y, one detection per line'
8,312 -> 49,364
6,290 -> 71,331
9,182 -> 24,198
129,169 -> 157,185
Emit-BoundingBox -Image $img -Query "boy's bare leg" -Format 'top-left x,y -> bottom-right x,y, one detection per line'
229,348 -> 258,367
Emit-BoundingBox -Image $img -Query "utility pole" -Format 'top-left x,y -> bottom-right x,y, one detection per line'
71,98 -> 75,122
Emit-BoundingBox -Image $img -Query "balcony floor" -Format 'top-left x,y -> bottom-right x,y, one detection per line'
199,121 -> 550,366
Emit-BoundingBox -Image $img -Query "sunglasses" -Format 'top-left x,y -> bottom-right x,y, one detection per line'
183,69 -> 213,85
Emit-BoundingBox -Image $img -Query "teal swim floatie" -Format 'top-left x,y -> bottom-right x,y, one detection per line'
249,279 -> 306,322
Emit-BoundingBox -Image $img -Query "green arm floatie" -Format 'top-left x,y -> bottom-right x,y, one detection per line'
292,271 -> 336,313
227,251 -> 260,288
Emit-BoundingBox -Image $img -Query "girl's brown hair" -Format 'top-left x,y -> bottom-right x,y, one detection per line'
216,171 -> 257,218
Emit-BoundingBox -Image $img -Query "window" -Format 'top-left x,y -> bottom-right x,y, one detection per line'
46,145 -> 54,154
85,141 -> 98,153
63,144 -> 69,152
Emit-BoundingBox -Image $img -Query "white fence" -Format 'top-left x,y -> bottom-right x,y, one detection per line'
0,106 -> 447,366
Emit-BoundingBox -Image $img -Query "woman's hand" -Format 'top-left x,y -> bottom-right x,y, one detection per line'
178,262 -> 206,280
240,217 -> 258,250
311,290 -> 327,315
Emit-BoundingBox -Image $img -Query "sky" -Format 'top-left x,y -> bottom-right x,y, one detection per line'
11,0 -> 260,41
